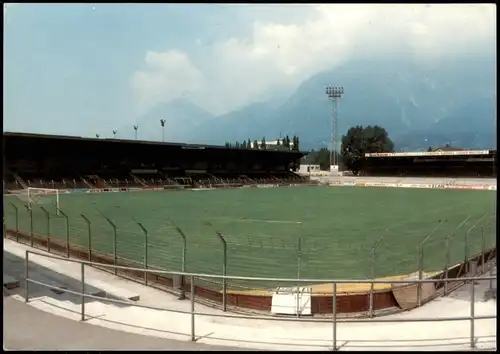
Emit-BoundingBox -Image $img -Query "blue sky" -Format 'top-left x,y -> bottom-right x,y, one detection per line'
3,4 -> 495,138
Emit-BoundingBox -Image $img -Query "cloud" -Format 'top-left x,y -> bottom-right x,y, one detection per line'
131,50 -> 203,115
131,4 -> 496,115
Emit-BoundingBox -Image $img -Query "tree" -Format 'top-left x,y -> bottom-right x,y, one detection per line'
427,146 -> 433,152
247,139 -> 251,148
277,138 -> 281,146
340,125 -> 394,175
292,135 -> 300,151
317,148 -> 334,170
283,135 -> 290,149
301,148 -> 330,170
235,141 -> 240,148
241,140 -> 247,148
291,135 -> 301,170
260,137 -> 266,149
253,139 -> 259,149
225,142 -> 230,148
301,148 -> 314,164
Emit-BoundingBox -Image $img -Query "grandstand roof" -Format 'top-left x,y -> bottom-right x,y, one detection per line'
3,131 -> 305,152
4,131 -> 306,161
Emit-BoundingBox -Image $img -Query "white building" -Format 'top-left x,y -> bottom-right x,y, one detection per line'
299,164 -> 321,174
249,139 -> 294,149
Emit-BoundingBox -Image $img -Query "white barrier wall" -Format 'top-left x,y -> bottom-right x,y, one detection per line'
324,177 -> 497,191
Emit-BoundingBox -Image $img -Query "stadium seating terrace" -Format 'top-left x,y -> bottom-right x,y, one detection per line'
3,132 -> 309,191
363,150 -> 497,178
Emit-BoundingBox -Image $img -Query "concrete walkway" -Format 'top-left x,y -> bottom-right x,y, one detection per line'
3,239 -> 497,351
3,295 -> 249,350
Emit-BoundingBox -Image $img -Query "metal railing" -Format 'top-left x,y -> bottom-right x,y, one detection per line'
23,250 -> 496,351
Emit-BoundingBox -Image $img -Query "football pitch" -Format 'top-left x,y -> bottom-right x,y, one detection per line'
4,186 -> 496,290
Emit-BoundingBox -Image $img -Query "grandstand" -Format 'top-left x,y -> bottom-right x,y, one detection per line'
3,132 -> 311,192
363,150 -> 497,178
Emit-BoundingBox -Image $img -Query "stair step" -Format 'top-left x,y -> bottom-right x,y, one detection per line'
3,275 -> 20,289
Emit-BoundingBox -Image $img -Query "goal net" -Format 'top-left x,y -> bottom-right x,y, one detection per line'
18,188 -> 60,215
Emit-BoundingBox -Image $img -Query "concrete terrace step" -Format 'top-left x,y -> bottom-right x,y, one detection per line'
3,275 -> 20,290
44,279 -> 105,298
31,271 -> 106,298
87,280 -> 140,302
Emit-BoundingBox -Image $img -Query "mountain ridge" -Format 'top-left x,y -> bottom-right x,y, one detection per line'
131,56 -> 496,151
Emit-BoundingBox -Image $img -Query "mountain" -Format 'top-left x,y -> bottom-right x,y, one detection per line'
393,97 -> 497,151
186,101 -> 282,145
264,56 -> 496,150
120,98 -> 214,143
137,56 -> 496,151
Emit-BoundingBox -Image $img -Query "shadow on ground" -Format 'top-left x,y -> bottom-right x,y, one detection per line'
3,249 -> 131,309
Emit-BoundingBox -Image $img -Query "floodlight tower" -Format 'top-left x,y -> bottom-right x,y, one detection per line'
133,125 -> 139,140
325,86 -> 344,171
160,118 -> 166,142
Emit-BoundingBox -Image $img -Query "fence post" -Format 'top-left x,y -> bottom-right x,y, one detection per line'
418,221 -> 444,307
480,217 -> 494,274
173,226 -> 188,273
370,235 -> 384,318
135,221 -> 148,286
480,226 -> 485,274
81,262 -> 86,321
417,244 -> 423,306
216,232 -> 227,312
369,246 -> 376,318
190,275 -> 196,341
10,203 -> 19,242
98,212 -> 118,275
24,250 -> 29,303
175,226 -> 188,299
24,205 -> 34,247
465,214 -> 488,274
80,214 -> 91,261
296,237 -> 302,318
444,236 -> 450,296
332,282 -> 337,351
58,209 -> 70,257
469,279 -> 475,348
297,237 -> 302,280
442,216 -> 471,295
203,221 -> 227,311
40,206 -> 51,253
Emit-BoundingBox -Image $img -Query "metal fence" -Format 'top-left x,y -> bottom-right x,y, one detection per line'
4,199 -> 497,295
23,250 -> 497,350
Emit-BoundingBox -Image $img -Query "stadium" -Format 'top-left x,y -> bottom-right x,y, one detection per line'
3,132 -> 497,316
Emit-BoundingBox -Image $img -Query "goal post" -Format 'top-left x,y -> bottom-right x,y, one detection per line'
25,187 -> 60,215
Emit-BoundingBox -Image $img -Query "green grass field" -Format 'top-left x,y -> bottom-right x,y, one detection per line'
3,186 -> 496,290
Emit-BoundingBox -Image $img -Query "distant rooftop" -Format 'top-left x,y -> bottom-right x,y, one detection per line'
432,144 -> 468,152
